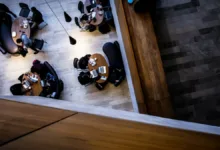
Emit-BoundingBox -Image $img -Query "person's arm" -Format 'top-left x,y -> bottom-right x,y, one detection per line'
31,22 -> 37,29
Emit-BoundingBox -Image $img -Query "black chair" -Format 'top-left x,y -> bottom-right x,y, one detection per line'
0,18 -> 20,55
32,39 -> 45,51
10,84 -> 24,95
99,0 -> 110,7
43,61 -> 64,99
73,54 -> 91,70
73,58 -> 79,69
19,3 -> 30,18
78,1 -> 84,14
95,82 -> 107,90
86,5 -> 92,13
74,17 -> 81,28
18,74 -> 24,82
19,3 -> 29,8
98,22 -> 111,34
88,24 -> 96,32
104,10 -> 115,28
38,21 -> 48,30
0,3 -> 17,18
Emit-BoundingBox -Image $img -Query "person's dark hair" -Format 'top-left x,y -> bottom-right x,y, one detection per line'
16,39 -> 22,43
31,7 -> 37,12
33,59 -> 41,65
80,14 -> 89,22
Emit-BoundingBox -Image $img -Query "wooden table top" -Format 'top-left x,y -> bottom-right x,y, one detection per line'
22,72 -> 43,96
84,0 -> 104,26
11,17 -> 31,46
88,53 -> 109,83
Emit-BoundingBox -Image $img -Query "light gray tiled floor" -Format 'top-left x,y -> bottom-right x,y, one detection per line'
0,0 -> 133,111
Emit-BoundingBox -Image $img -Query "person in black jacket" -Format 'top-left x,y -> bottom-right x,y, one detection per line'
28,7 -> 44,31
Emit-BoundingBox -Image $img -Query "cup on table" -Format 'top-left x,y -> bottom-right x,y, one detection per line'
23,20 -> 28,29
89,58 -> 96,66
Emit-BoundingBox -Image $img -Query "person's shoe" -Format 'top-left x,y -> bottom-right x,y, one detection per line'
128,0 -> 134,4
34,51 -> 39,54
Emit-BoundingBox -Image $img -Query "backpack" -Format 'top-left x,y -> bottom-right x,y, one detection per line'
78,72 -> 93,85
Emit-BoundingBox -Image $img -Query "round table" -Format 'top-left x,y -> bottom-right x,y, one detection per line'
84,0 -> 104,26
11,17 -> 31,46
90,7 -> 104,26
88,53 -> 109,83
22,72 -> 43,96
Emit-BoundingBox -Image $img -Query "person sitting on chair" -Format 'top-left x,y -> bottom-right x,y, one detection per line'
17,33 -> 39,54
28,7 -> 43,31
79,14 -> 91,30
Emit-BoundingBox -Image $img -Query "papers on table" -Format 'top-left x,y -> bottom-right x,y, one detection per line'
90,70 -> 98,78
100,76 -> 107,81
98,66 -> 106,74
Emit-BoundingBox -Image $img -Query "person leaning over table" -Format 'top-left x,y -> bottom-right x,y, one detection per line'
27,7 -> 44,31
17,33 -> 39,54
79,14 -> 91,30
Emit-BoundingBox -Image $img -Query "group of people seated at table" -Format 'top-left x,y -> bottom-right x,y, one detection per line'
75,0 -> 114,34
10,60 -> 64,99
18,4 -> 46,56
74,41 -> 126,90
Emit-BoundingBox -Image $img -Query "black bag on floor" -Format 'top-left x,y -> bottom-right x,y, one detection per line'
78,71 -> 93,85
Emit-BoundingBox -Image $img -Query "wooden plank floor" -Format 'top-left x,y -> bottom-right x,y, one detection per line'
121,0 -> 173,116
0,0 -> 133,111
0,99 -> 76,146
1,112 -> 220,150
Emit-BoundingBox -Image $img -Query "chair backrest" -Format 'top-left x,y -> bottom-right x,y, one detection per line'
88,25 -> 96,32
38,21 -> 47,30
73,58 -> 79,69
74,17 -> 81,28
103,42 -> 124,69
32,39 -> 44,51
19,3 -> 29,8
19,7 -> 30,17
0,20 -> 19,54
78,1 -> 84,14
86,5 -> 92,13
99,0 -> 110,7
0,3 -> 9,12
10,83 -> 24,95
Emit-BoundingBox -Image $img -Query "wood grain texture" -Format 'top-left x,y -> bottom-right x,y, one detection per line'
114,0 -> 147,113
121,0 -> 173,117
1,113 -> 220,150
0,99 -> 76,146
